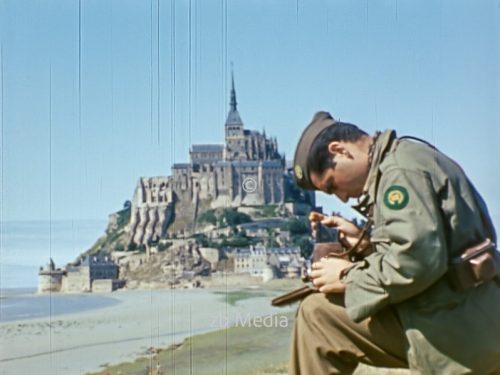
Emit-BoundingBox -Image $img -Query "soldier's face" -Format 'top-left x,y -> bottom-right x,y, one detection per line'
310,169 -> 348,201
309,141 -> 369,202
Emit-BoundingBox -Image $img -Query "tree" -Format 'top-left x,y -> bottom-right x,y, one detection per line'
222,235 -> 250,248
114,243 -> 125,252
157,242 -> 172,252
198,210 -> 217,226
221,209 -> 252,227
293,236 -> 313,258
264,228 -> 281,247
283,218 -> 310,235
192,233 -> 209,247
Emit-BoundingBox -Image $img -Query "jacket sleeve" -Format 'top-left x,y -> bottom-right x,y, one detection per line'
343,168 -> 448,322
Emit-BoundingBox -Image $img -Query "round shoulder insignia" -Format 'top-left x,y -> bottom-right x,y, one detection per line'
383,185 -> 409,210
294,165 -> 304,180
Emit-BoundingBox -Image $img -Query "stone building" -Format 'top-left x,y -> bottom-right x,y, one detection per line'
224,245 -> 304,280
38,259 -> 65,293
127,73 -> 315,246
230,245 -> 269,277
38,255 -> 121,293
169,75 -> 286,209
62,255 -> 119,293
267,246 -> 303,278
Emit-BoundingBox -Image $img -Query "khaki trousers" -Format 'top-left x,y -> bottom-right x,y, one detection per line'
289,293 -> 408,375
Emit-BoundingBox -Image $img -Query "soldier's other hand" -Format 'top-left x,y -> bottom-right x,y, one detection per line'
309,212 -> 361,241
309,257 -> 352,293
309,211 -> 326,223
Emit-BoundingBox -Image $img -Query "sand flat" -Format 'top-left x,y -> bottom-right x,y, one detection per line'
0,288 -> 294,374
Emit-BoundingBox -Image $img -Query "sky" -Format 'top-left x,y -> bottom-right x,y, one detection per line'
0,0 -> 499,229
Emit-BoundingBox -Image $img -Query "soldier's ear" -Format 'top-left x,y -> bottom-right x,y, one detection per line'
327,141 -> 349,157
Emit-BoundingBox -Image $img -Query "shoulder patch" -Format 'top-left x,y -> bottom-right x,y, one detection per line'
383,185 -> 409,210
294,165 -> 304,180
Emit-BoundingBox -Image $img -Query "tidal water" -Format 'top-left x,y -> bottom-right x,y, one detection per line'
0,219 -> 106,289
0,290 -> 120,322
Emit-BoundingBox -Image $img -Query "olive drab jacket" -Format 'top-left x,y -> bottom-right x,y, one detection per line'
342,130 -> 500,374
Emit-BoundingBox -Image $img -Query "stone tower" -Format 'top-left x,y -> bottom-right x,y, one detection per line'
224,71 -> 246,160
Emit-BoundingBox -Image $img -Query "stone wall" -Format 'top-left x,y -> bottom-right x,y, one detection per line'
92,279 -> 114,293
62,267 -> 91,293
199,247 -> 220,270
38,273 -> 63,293
128,176 -> 175,245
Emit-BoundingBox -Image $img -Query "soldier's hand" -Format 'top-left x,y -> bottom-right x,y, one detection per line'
309,212 -> 362,246
309,257 -> 352,293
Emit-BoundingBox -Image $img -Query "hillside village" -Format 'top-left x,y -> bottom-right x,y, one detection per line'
38,75 -> 318,293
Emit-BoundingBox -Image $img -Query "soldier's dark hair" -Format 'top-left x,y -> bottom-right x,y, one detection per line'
307,122 -> 367,176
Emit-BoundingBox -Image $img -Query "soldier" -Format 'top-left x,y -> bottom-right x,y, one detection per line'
290,111 -> 500,374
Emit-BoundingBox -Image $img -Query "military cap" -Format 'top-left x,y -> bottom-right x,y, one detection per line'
293,111 -> 336,190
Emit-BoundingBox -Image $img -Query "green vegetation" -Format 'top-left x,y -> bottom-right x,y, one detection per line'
220,209 -> 252,227
85,203 -> 132,256
157,241 -> 173,252
197,208 -> 252,229
258,204 -> 279,217
191,233 -> 223,249
116,204 -> 131,228
193,207 -> 315,256
89,312 -> 296,375
292,236 -> 313,258
114,243 -> 125,252
197,210 -> 217,226
281,217 -> 309,235
220,234 -> 251,248
266,228 -> 280,247
213,290 -> 270,306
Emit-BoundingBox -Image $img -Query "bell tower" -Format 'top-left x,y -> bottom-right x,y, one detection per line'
224,69 -> 245,160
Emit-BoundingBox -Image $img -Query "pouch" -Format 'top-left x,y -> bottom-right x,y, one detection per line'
448,238 -> 499,292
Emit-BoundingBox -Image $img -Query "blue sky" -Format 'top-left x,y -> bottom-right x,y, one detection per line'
1,0 -> 499,228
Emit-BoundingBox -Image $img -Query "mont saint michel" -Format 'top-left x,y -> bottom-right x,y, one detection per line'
38,75 -> 316,293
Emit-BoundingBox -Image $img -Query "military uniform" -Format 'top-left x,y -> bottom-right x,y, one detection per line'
291,113 -> 500,374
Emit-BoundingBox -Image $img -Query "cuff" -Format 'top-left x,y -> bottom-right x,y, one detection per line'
340,261 -> 367,284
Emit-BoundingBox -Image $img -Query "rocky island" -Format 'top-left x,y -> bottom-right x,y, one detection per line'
38,74 -> 316,293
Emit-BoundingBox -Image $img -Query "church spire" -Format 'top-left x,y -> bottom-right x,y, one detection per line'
230,68 -> 237,112
225,64 -> 243,126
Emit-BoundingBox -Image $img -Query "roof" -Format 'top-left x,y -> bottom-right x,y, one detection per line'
81,255 -> 117,267
226,110 -> 243,125
191,144 -> 224,153
226,70 -> 243,125
262,160 -> 282,168
172,163 -> 191,169
213,160 -> 262,168
267,246 -> 301,254
214,161 -> 232,167
236,160 -> 260,167
239,219 -> 284,230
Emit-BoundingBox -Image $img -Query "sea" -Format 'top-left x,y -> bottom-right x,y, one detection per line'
0,219 -> 111,322
0,290 -> 120,322
0,219 -> 107,289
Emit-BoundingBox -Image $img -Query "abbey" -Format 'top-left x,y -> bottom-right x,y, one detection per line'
127,75 -> 314,246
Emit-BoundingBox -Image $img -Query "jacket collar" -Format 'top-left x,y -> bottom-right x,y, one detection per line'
352,129 -> 397,217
